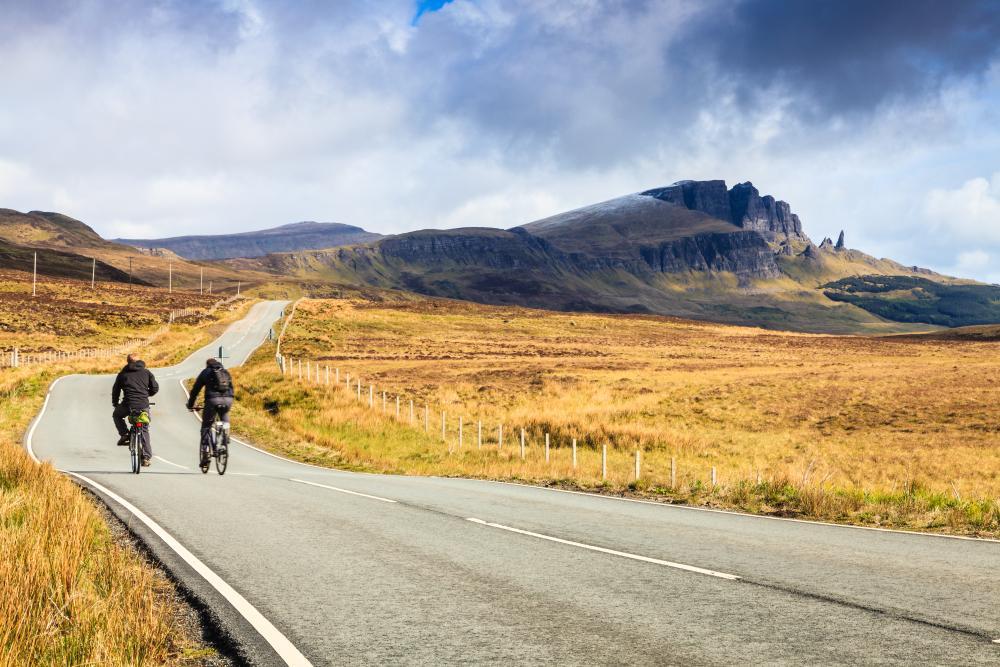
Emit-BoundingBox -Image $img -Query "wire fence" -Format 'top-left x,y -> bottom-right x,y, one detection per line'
274,352 -> 688,486
2,294 -> 246,369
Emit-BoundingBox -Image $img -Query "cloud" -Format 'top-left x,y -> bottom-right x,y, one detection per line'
925,173 -> 1000,243
678,0 -> 1000,119
0,0 -> 998,284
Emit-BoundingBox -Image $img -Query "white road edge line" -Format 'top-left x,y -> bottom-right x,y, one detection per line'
65,472 -> 313,667
154,455 -> 189,470
290,478 -> 398,503
25,306 -> 313,667
466,517 -> 739,580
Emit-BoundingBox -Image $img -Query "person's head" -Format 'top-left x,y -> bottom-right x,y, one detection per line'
127,353 -> 137,364
206,357 -> 219,367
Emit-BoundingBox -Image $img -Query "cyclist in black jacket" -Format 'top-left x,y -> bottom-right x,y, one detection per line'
187,358 -> 235,452
112,354 -> 159,465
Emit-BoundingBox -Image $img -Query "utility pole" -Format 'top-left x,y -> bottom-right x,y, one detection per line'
32,252 -> 37,296
209,281 -> 213,295
237,280 -> 240,296
168,261 -> 172,293
91,257 -> 95,289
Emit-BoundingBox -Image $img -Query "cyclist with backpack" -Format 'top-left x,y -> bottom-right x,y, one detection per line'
186,357 -> 234,454
112,353 -> 159,466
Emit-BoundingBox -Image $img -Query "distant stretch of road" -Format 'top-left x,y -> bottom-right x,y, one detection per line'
27,301 -> 1000,665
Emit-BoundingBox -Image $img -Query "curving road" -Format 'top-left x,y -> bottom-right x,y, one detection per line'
28,301 -> 1000,665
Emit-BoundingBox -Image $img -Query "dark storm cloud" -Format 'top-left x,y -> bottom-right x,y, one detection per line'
676,0 -> 1000,117
395,0 -> 1000,168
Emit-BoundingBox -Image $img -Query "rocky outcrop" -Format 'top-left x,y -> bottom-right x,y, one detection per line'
641,180 -> 808,241
819,237 -> 835,250
640,180 -> 733,223
836,231 -> 845,250
728,182 -> 805,240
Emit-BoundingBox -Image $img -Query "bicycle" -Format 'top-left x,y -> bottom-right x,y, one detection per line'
126,403 -> 154,474
191,405 -> 229,475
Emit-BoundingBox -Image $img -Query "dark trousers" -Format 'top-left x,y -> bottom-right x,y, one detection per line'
113,404 -> 151,459
201,397 -> 233,447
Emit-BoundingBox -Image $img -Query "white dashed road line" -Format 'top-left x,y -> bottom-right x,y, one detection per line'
290,478 -> 398,504
154,455 -> 189,470
466,517 -> 740,581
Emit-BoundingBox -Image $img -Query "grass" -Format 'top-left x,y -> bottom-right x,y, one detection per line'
232,292 -> 1000,538
0,271 -> 256,665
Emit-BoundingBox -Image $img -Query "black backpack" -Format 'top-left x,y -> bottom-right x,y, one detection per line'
209,366 -> 232,393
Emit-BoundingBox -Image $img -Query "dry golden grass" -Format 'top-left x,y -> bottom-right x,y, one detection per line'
0,274 -> 255,665
235,293 -> 1000,537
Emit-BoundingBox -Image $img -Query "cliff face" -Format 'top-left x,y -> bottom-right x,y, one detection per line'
642,180 -> 808,241
372,226 -> 779,285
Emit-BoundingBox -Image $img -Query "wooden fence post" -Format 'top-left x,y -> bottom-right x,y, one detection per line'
520,428 -> 526,460
635,450 -> 641,481
711,467 -> 717,487
498,424 -> 503,450
602,445 -> 607,481
424,405 -> 429,432
572,438 -> 577,469
441,411 -> 446,442
545,433 -> 550,463
477,420 -> 482,449
396,395 -> 400,419
369,385 -> 374,408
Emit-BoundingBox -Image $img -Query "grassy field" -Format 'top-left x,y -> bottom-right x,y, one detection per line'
0,270 -> 254,665
234,292 -> 1000,537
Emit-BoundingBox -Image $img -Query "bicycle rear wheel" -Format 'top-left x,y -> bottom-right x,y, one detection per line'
215,430 -> 229,475
130,430 -> 141,474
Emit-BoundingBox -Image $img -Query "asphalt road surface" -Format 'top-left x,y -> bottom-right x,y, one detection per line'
28,300 -> 1000,665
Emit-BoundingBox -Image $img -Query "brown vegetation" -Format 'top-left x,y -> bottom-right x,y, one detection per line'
235,293 -> 1000,537
0,272 -> 252,664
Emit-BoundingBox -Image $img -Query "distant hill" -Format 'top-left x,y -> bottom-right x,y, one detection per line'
0,208 -> 119,249
0,208 -> 257,290
116,221 -> 382,260
0,240 -> 141,284
237,180 -> 978,334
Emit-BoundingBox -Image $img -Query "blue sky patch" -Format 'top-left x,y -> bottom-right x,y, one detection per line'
412,0 -> 455,26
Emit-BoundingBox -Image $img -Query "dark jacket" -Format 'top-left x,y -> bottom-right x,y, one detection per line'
187,360 -> 235,408
112,360 -> 159,410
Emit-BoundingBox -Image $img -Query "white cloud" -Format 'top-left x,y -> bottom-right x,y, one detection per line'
0,1 -> 997,286
925,173 -> 1000,243
955,249 -> 990,271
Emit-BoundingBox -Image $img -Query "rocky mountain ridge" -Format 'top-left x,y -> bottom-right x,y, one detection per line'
117,221 -> 381,260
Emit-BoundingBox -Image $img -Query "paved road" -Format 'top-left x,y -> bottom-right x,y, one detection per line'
29,301 -> 1000,665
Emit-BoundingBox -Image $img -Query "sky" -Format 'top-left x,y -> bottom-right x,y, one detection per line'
0,0 -> 998,281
